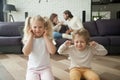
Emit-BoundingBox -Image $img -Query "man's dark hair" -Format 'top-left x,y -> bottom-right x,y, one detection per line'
63,10 -> 73,18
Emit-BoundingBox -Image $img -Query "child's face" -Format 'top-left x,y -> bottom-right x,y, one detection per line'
73,34 -> 87,51
31,20 -> 45,37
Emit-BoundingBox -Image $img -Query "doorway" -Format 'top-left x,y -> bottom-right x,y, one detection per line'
0,0 -> 6,22
91,0 -> 120,21
0,0 -> 4,21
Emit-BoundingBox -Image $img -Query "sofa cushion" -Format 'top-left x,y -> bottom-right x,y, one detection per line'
0,36 -> 22,46
18,26 -> 24,37
83,21 -> 98,36
96,19 -> 120,36
0,22 -> 24,36
90,37 -> 110,46
107,36 -> 120,46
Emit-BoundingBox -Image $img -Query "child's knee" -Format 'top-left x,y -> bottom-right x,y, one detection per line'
70,68 -> 81,80
83,69 -> 100,80
88,76 -> 100,80
90,72 -> 100,80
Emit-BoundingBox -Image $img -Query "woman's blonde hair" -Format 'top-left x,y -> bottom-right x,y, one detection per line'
22,15 -> 53,42
72,28 -> 90,44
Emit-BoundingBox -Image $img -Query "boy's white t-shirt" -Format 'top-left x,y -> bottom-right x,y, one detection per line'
27,38 -> 50,70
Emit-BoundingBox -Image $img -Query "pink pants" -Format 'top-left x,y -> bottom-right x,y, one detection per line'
26,67 -> 55,80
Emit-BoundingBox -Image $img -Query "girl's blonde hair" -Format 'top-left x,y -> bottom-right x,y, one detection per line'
22,15 -> 53,42
72,28 -> 90,44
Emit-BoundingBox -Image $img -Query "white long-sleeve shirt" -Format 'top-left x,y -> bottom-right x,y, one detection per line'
67,16 -> 84,30
58,43 -> 108,69
53,25 -> 62,32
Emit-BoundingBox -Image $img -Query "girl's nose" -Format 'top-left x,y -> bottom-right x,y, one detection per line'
36,28 -> 40,31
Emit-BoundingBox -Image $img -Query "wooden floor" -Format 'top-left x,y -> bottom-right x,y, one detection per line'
0,53 -> 120,80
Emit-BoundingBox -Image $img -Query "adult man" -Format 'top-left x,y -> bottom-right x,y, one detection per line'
63,10 -> 84,31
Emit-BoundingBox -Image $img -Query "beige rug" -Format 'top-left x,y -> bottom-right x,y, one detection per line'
0,64 -> 14,80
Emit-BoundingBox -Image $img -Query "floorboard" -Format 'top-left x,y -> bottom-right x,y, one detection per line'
0,53 -> 120,80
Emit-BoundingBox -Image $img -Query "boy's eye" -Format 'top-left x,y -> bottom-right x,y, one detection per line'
75,41 -> 85,44
75,41 -> 78,43
80,41 -> 84,43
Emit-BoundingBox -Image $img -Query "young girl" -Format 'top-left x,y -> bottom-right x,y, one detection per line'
22,15 -> 56,80
58,28 -> 108,80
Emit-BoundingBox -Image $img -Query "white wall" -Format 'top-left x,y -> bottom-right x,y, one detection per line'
7,0 -> 91,22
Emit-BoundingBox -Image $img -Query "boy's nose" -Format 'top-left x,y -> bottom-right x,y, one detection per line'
78,42 -> 81,45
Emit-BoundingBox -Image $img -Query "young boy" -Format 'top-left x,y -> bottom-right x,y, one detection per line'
58,28 -> 108,80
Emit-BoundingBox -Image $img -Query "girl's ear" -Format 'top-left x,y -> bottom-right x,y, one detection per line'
43,29 -> 45,33
44,26 -> 46,30
30,29 -> 34,33
45,26 -> 48,30
28,27 -> 32,31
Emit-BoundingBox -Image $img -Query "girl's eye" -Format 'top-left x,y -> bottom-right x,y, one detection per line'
33,26 -> 37,28
39,26 -> 44,28
80,41 -> 86,43
75,41 -> 78,43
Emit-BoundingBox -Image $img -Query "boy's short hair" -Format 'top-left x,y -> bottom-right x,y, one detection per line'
72,28 -> 90,44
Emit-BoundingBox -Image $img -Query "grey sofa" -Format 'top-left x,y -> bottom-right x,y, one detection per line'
84,19 -> 120,55
0,22 -> 24,53
55,19 -> 120,55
